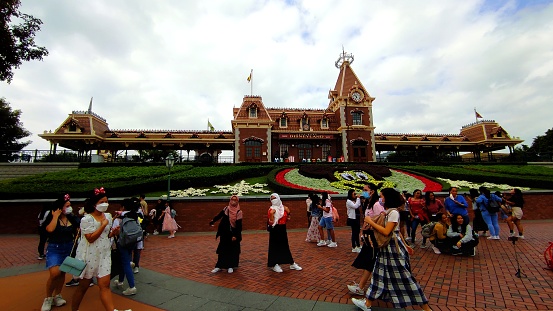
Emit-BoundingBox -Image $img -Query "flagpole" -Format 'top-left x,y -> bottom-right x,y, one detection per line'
250,69 -> 253,96
474,108 -> 477,123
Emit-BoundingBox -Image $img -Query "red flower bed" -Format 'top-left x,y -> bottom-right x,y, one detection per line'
395,169 -> 442,192
275,168 -> 339,194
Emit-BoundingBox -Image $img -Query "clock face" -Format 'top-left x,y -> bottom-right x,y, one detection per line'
351,91 -> 362,102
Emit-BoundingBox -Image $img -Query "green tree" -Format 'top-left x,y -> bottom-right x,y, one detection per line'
0,97 -> 31,161
1,0 -> 49,83
137,149 -> 179,162
530,128 -> 553,159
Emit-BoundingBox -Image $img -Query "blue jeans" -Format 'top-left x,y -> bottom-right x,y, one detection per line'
481,210 -> 500,236
117,244 -> 135,288
411,217 -> 427,243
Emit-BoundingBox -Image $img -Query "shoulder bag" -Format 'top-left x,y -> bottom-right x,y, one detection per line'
60,228 -> 87,276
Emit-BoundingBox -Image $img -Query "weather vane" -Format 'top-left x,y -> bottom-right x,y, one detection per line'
335,46 -> 354,68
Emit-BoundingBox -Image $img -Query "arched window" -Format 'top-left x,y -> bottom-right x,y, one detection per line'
249,106 -> 258,118
352,112 -> 362,125
244,140 -> 262,162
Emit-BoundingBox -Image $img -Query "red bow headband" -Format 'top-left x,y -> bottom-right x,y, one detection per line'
64,194 -> 70,201
94,187 -> 106,195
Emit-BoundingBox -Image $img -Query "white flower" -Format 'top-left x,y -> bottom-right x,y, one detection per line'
436,178 -> 530,191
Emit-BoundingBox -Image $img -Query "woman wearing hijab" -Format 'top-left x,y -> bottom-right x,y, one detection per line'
267,193 -> 302,273
209,195 -> 243,274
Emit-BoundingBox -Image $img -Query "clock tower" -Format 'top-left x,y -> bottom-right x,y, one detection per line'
327,50 -> 376,162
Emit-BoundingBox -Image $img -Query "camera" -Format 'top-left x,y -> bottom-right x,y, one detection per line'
508,236 -> 518,242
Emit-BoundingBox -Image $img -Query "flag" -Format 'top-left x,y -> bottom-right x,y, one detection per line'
208,120 -> 215,131
475,110 -> 483,118
88,97 -> 93,113
247,69 -> 252,83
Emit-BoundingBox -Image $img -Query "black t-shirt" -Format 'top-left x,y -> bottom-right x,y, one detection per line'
43,213 -> 79,244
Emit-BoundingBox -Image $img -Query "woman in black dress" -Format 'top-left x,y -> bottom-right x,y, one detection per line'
267,193 -> 302,273
209,195 -> 243,274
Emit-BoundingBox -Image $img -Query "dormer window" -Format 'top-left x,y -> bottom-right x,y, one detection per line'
249,106 -> 258,118
352,112 -> 362,125
321,118 -> 329,129
69,124 -> 77,132
280,118 -> 287,128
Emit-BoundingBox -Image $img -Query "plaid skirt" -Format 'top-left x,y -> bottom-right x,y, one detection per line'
366,233 -> 429,308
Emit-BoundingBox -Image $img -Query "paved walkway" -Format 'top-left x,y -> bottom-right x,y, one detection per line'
1,221 -> 553,310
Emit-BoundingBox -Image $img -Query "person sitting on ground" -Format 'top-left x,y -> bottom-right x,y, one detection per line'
429,213 -> 451,255
447,214 -> 477,256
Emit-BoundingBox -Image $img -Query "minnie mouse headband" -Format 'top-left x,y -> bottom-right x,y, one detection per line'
64,194 -> 70,201
94,187 -> 106,195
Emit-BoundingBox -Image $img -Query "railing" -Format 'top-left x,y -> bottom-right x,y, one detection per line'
1,150 -> 235,164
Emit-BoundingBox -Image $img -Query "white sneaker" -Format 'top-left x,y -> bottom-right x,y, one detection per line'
327,242 -> 338,248
317,240 -> 327,247
352,297 -> 371,311
53,294 -> 66,307
351,247 -> 358,253
405,236 -> 411,241
114,280 -> 124,289
432,246 -> 441,254
290,263 -> 302,270
153,230 -> 159,235
227,268 -> 234,273
122,287 -> 137,296
494,236 -> 501,240
347,284 -> 364,295
518,234 -> 525,239
133,267 -> 139,274
482,232 -> 490,237
509,232 -> 515,237
487,236 -> 495,240
211,267 -> 221,273
41,297 -> 53,311
272,264 -> 283,273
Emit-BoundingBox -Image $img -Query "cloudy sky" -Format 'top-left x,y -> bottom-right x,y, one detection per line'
2,0 -> 553,151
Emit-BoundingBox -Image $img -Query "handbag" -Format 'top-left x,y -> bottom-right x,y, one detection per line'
60,229 -> 87,275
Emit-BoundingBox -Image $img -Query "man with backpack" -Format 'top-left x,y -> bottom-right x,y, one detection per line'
476,187 -> 503,240
113,198 -> 143,296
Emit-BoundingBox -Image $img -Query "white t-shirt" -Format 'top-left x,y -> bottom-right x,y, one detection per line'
386,209 -> 400,232
322,199 -> 333,218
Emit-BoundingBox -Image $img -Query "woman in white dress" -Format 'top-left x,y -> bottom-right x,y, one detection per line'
71,188 -> 131,311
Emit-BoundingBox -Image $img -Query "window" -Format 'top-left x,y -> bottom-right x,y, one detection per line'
249,107 -> 257,118
69,124 -> 77,132
298,143 -> 312,160
280,118 -> 287,128
279,144 -> 289,157
352,112 -> 362,125
245,140 -> 262,162
322,144 -> 331,157
321,118 -> 328,129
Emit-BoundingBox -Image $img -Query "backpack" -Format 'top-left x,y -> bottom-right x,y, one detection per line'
371,208 -> 397,248
119,216 -> 143,248
170,208 -> 177,219
487,199 -> 500,214
421,221 -> 437,238
332,205 -> 339,222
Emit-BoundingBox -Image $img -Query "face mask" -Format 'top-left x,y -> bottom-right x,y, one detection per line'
362,191 -> 370,198
64,206 -> 73,215
271,198 -> 279,206
96,202 -> 109,212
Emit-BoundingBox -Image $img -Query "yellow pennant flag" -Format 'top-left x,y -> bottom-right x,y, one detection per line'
208,120 -> 215,131
247,69 -> 252,82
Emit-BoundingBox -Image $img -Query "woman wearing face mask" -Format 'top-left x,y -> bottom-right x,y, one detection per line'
71,187 -> 131,311
40,194 -> 78,311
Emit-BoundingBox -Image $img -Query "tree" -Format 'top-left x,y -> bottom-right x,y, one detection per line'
1,0 -> 49,83
0,97 -> 31,161
529,128 -> 553,160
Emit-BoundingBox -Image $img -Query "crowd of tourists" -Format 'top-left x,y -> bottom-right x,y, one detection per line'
36,183 -> 525,311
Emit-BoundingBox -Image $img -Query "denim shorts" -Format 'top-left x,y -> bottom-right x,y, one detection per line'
45,241 -> 73,269
319,217 -> 334,230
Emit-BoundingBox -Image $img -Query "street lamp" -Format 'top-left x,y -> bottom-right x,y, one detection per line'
165,154 -> 175,202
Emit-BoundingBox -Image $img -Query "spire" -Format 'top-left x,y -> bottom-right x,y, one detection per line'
88,97 -> 93,114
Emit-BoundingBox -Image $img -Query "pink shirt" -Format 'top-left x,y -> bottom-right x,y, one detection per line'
366,201 -> 385,218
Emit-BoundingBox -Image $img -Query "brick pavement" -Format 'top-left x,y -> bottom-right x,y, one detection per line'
1,221 -> 553,310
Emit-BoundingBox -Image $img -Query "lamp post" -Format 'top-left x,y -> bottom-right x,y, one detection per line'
165,154 -> 175,202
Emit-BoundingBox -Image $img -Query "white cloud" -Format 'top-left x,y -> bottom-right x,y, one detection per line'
1,0 -> 552,150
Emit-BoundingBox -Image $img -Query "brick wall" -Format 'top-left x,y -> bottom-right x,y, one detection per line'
3,192 -> 552,234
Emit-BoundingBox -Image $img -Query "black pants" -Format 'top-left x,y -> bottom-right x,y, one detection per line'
347,217 -> 361,248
